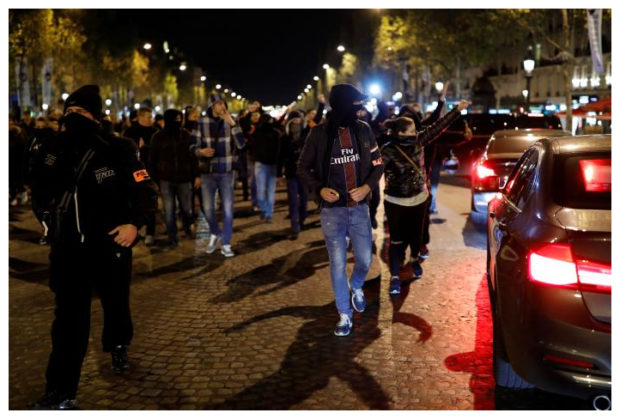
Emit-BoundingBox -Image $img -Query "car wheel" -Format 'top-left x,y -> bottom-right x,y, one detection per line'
492,276 -> 534,389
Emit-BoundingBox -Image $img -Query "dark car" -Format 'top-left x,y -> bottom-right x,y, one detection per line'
444,113 -> 564,177
470,129 -> 570,224
486,135 -> 611,408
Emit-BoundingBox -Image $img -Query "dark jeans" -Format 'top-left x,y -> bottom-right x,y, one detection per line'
160,180 -> 193,240
286,176 -> 308,232
369,183 -> 380,228
422,192 -> 432,246
384,199 -> 427,276
46,241 -> 133,398
237,149 -> 250,201
429,159 -> 442,212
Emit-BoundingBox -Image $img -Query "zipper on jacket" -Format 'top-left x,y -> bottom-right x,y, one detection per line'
73,187 -> 84,243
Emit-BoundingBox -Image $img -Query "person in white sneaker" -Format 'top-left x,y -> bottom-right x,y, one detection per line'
190,94 -> 246,258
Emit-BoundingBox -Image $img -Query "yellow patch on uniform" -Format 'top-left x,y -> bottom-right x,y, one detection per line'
133,169 -> 150,182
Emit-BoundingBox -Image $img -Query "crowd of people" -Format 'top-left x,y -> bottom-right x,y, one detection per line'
9,82 -> 471,409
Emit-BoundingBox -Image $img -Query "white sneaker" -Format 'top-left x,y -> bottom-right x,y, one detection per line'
221,244 -> 235,258
206,234 -> 220,254
334,313 -> 353,336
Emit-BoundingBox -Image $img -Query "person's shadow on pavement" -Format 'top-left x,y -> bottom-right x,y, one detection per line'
204,276 -> 391,409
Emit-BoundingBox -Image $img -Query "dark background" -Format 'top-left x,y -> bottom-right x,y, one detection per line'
78,9 -> 379,104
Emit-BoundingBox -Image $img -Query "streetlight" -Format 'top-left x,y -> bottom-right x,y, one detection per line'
143,42 -> 152,51
523,46 -> 535,112
215,84 -> 221,90
306,84 -> 312,89
313,76 -> 319,81
61,92 -> 69,101
179,63 -> 187,71
435,81 -> 444,93
231,92 -> 237,98
105,98 -> 112,106
297,95 -> 302,100
369,83 -> 381,97
200,75 -> 206,82
224,89 -> 229,93
323,64 -> 330,70
337,45 -> 345,52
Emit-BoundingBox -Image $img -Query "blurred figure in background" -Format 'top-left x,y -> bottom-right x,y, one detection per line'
150,109 -> 199,247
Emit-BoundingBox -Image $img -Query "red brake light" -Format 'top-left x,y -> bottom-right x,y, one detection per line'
528,244 -> 611,292
579,159 -> 611,192
528,244 -> 578,287
475,163 -> 496,179
576,259 -> 612,292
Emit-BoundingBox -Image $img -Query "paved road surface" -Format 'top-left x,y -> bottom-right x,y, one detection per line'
8,176 -> 592,410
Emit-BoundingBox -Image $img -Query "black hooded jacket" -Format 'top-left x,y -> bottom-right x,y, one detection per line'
29,126 -> 158,247
381,107 -> 462,198
251,114 -> 282,165
149,109 -> 198,183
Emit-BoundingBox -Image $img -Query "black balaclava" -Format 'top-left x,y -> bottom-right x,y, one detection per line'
328,84 -> 368,128
62,84 -> 102,144
164,109 -> 183,138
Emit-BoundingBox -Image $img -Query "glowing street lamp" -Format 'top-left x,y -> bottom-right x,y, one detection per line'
105,98 -> 112,106
522,46 -> 536,112
143,42 -> 152,51
313,76 -> 319,81
369,83 -> 382,97
337,45 -> 345,52
231,92 -> 237,97
179,63 -> 187,71
215,84 -> 222,89
224,89 -> 229,93
435,81 -> 444,93
61,92 -> 69,101
306,84 -> 312,89
297,95 -> 302,100
200,75 -> 207,82
323,64 -> 330,70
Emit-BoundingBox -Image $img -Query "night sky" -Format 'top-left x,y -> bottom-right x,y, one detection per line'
80,9 -> 379,105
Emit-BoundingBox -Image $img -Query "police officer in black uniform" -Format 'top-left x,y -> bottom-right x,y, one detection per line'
29,85 -> 158,409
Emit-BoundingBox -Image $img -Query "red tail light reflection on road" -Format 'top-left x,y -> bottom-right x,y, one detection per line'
528,244 -> 611,292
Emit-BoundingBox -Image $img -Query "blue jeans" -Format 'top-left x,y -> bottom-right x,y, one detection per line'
286,176 -> 308,232
201,172 -> 234,245
254,161 -> 277,218
160,180 -> 193,240
320,203 -> 373,317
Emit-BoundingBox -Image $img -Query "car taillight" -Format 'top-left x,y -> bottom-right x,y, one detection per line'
528,244 -> 611,292
475,163 -> 496,179
579,159 -> 611,192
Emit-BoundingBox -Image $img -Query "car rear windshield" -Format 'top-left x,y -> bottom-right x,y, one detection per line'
513,115 -> 563,129
553,153 -> 611,210
488,137 -> 538,154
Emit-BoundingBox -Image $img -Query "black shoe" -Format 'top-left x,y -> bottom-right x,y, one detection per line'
287,231 -> 299,240
412,260 -> 423,279
111,345 -> 128,374
265,217 -> 273,224
33,390 -> 78,410
259,212 -> 266,220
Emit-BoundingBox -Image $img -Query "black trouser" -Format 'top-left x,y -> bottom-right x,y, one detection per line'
45,240 -> 133,398
369,183 -> 380,228
422,193 -> 432,246
384,199 -> 427,277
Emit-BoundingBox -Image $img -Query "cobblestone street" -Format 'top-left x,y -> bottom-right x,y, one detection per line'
8,178 -> 592,410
